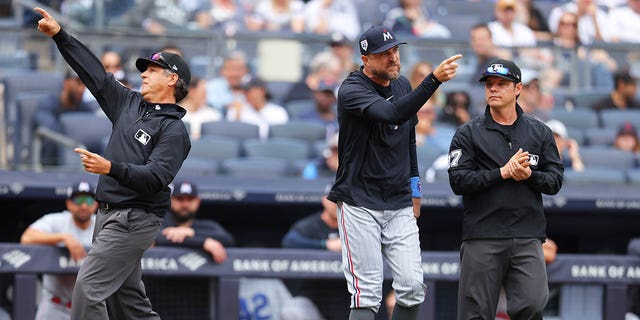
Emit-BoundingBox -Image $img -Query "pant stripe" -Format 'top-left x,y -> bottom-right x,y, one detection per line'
340,204 -> 360,308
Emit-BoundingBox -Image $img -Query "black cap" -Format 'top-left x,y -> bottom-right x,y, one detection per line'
617,122 -> 638,137
170,181 -> 198,197
136,51 -> 191,85
67,181 -> 95,199
479,58 -> 521,83
329,32 -> 350,47
358,26 -> 406,56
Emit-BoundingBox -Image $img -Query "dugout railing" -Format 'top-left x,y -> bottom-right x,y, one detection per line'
0,243 -> 638,320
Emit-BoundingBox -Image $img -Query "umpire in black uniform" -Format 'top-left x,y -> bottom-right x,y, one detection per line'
448,59 -> 563,320
35,7 -> 191,319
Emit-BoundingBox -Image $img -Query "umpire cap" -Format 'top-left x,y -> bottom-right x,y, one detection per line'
479,58 -> 521,83
136,51 -> 191,85
358,26 -> 406,56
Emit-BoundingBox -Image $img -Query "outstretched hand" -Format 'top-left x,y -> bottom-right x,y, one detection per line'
433,54 -> 463,83
74,148 -> 111,175
34,7 -> 61,37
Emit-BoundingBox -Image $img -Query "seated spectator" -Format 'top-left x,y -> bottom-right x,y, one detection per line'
181,77 -> 222,139
196,0 -> 247,35
519,69 -> 553,121
520,0 -> 552,41
281,194 -> 339,251
246,0 -> 305,33
20,181 -> 97,320
439,90 -> 473,127
155,181 -> 235,263
415,99 -> 439,147
469,23 -> 511,84
546,119 -> 585,172
613,122 -> 640,154
281,51 -> 342,105
383,0 -> 450,39
302,0 -> 360,40
409,60 -> 443,107
33,70 -> 99,166
549,0 -> 614,45
591,71 -> 640,112
206,50 -> 250,111
296,79 -> 338,138
101,50 -> 128,86
112,0 -> 201,34
328,32 -> 359,78
226,77 -> 289,139
488,0 -> 537,48
609,0 -> 640,43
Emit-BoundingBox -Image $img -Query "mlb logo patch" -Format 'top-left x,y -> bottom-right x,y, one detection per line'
529,154 -> 539,166
135,129 -> 151,145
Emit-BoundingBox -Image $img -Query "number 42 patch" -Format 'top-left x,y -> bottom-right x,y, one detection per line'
448,149 -> 462,168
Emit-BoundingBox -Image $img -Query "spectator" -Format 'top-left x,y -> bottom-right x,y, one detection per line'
488,0 -> 537,48
383,0 -> 450,39
613,122 -> 640,154
439,90 -> 473,127
301,133 -> 339,180
521,0 -> 552,41
408,61 -> 442,106
246,0 -> 305,32
195,0 -> 247,35
519,69 -> 553,121
548,0 -> 614,44
546,119 -> 585,172
591,71 -> 640,112
328,32 -> 359,78
302,0 -> 360,40
33,70 -> 99,166
100,50 -> 127,85
180,77 -> 222,139
155,181 -> 235,263
282,194 -> 339,250
415,99 -> 438,147
296,79 -> 339,138
20,181 -> 97,320
113,0 -> 201,34
226,77 -> 289,139
281,51 -> 342,105
158,42 -> 184,57
609,0 -> 640,43
469,23 -> 511,84
206,50 -> 250,111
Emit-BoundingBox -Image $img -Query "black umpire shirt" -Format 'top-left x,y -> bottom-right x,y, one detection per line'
448,104 -> 563,240
328,68 -> 441,210
52,29 -> 191,216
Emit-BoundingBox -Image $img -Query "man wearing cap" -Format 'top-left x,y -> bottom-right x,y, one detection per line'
448,58 -> 563,320
21,181 -> 97,320
591,71 -> 640,112
155,181 -> 235,263
35,7 -> 191,319
327,25 -> 461,320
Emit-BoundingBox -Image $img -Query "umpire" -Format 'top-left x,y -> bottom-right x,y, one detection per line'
448,59 -> 563,320
35,7 -> 191,319
327,26 -> 461,320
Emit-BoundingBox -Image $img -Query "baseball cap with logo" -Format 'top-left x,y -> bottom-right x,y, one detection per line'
545,119 -> 568,139
170,181 -> 199,197
67,181 -> 95,199
359,26 -> 407,56
136,51 -> 191,85
479,58 -> 522,83
617,122 -> 638,137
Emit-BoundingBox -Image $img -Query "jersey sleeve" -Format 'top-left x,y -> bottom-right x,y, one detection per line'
447,125 -> 503,195
525,126 -> 564,195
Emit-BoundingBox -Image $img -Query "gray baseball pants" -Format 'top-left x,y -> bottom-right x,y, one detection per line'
337,202 -> 425,315
71,207 -> 163,320
457,238 -> 549,320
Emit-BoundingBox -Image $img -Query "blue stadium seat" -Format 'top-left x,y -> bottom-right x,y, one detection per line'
437,1 -> 495,22
265,81 -> 294,106
627,169 -> 640,184
14,93 -> 48,168
580,146 -> 637,169
438,15 -> 482,41
179,158 -> 219,176
599,110 -> 640,129
583,127 -> 616,146
284,99 -> 315,120
200,121 -> 260,142
549,109 -> 599,130
566,127 -> 585,146
565,90 -> 610,109
269,121 -> 327,143
417,143 -> 447,172
221,157 -> 290,178
563,168 -> 627,185
243,138 -> 310,161
59,113 -> 112,167
189,137 -> 241,162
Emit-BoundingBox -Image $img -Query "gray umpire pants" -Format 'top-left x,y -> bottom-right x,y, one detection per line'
457,238 -> 549,320
71,207 -> 163,320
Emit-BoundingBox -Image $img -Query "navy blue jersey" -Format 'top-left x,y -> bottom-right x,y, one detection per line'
328,69 -> 441,210
281,212 -> 339,249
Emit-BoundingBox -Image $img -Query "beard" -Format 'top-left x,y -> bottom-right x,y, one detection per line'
172,210 -> 196,224
370,64 -> 401,81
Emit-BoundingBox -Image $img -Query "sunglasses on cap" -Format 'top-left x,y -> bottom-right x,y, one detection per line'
71,195 -> 95,206
149,52 -> 174,72
484,65 -> 520,82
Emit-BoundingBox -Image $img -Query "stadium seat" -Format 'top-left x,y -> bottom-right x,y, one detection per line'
265,81 -> 294,106
580,146 -> 637,169
438,1 -> 495,22
566,127 -> 585,145
14,92 -> 48,168
179,158 -> 219,176
565,90 -> 610,109
417,143 -> 447,171
438,15 -> 482,42
189,137 -> 241,162
200,121 -> 260,142
269,121 -> 327,143
243,138 -> 310,161
284,99 -> 316,120
583,127 -> 616,146
221,157 -> 290,178
599,110 -> 640,129
627,169 -> 640,184
549,109 -> 599,130
563,168 -> 628,185
59,113 -> 112,167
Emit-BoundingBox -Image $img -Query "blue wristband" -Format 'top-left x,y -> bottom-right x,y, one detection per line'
410,176 -> 421,198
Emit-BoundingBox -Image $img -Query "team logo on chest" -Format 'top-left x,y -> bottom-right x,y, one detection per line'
135,129 -> 151,145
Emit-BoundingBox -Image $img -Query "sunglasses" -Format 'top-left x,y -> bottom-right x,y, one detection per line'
72,195 -> 95,206
485,65 -> 520,81
149,52 -> 173,71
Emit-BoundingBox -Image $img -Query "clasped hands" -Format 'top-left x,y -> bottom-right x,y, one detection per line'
500,148 -> 532,181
